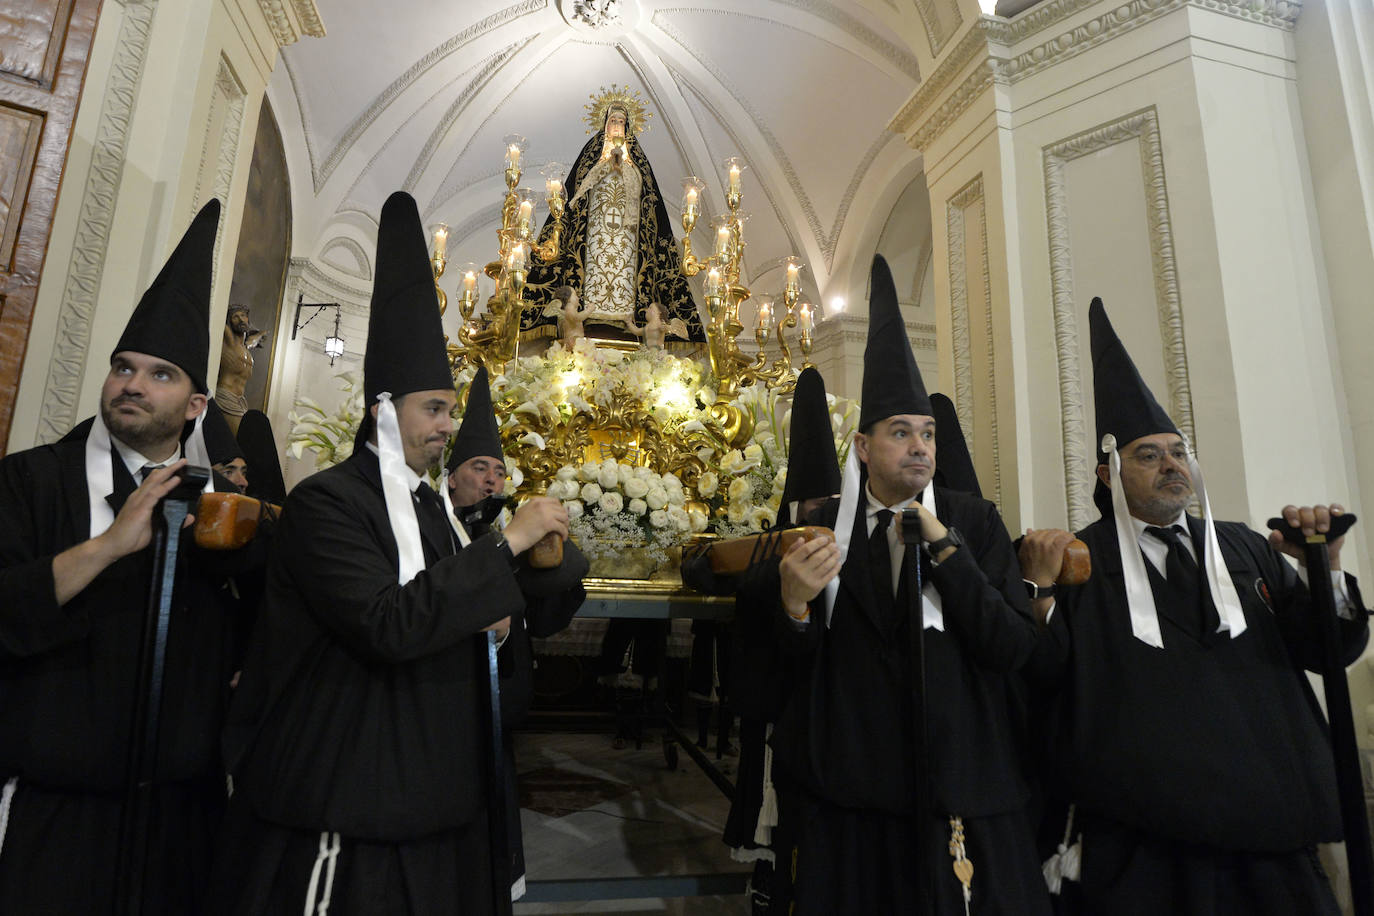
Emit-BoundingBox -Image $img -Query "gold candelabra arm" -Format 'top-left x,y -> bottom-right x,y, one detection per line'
681,234 -> 708,276
771,311 -> 796,377
432,255 -> 448,315
532,200 -> 564,263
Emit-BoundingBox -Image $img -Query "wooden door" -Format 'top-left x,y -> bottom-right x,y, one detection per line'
0,0 -> 101,454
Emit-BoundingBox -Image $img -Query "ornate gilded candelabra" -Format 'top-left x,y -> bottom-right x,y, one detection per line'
680,159 -> 806,404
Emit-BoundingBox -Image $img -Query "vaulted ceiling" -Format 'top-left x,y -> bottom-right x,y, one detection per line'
265,0 -> 962,307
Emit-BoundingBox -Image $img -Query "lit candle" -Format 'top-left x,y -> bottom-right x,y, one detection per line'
433,224 -> 448,260
756,300 -> 772,330
729,163 -> 741,195
462,269 -> 477,294
506,144 -> 522,171
686,187 -> 698,208
706,268 -> 722,299
508,244 -> 527,272
786,261 -> 800,288
715,225 -> 731,259
546,177 -> 563,200
517,199 -> 533,234
800,303 -> 813,335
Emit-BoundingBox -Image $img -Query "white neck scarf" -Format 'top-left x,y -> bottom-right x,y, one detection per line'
84,409 -> 213,539
1101,433 -> 1246,647
375,393 -> 426,585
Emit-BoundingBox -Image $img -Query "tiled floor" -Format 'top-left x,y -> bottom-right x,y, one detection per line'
512,728 -> 753,915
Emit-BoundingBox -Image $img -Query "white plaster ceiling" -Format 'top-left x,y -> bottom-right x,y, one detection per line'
267,0 -> 939,309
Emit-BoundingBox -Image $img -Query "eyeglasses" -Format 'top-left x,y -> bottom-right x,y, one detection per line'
1126,446 -> 1189,468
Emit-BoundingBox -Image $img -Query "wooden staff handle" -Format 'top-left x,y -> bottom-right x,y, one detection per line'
193,492 -> 281,551
1058,539 -> 1092,585
694,526 -> 837,575
528,531 -> 564,568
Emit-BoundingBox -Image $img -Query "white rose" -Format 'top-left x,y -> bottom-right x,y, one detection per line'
634,464 -> 655,479
579,463 -> 600,482
773,468 -> 788,489
556,465 -> 579,481
618,463 -> 636,486
566,499 -> 585,519
624,477 -> 650,499
727,477 -> 752,504
628,498 -> 648,515
580,482 -> 603,503
662,472 -> 682,489
727,501 -> 749,524
748,505 -> 777,530
646,487 -> 668,510
697,471 -> 719,497
597,464 -> 620,489
649,509 -> 670,528
720,449 -> 745,474
599,492 -> 624,514
667,505 -> 691,531
744,443 -> 764,462
666,487 -> 686,506
688,508 -> 709,533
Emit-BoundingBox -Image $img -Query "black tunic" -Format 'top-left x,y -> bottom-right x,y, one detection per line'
1028,513 -> 1369,913
771,487 -> 1051,915
214,448 -> 582,914
0,419 -> 252,913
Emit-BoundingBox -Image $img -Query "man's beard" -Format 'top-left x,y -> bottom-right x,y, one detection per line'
100,396 -> 187,454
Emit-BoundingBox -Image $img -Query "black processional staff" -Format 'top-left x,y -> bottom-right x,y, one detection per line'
114,466 -> 211,916
1267,511 -> 1372,916
899,508 -> 935,916
482,629 -> 514,916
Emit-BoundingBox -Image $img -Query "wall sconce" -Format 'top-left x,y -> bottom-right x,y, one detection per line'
292,294 -> 346,366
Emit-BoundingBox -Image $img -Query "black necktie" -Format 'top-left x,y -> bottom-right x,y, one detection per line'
1145,525 -> 1208,637
869,509 -> 895,622
413,484 -> 455,555
138,464 -> 160,484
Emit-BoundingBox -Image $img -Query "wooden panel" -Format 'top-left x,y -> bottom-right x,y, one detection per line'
0,104 -> 44,269
0,0 -> 71,88
0,0 -> 98,453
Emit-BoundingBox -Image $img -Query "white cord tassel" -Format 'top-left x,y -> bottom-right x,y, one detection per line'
754,723 -> 778,846
303,831 -> 341,916
1042,803 -> 1082,894
0,777 -> 17,860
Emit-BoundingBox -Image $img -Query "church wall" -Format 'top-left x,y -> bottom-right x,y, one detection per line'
6,0 -> 322,452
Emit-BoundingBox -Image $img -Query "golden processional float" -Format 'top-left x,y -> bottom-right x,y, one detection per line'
427,88 -> 852,583
289,88 -> 855,584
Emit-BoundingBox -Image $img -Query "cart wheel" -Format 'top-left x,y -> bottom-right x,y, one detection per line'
664,739 -> 680,771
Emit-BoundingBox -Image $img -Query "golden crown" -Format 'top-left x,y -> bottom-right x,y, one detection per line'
584,84 -> 652,135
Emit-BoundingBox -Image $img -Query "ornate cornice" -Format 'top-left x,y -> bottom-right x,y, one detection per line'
915,0 -> 964,57
289,256 -> 373,310
1043,107 -> 1194,529
38,0 -> 157,444
894,0 -> 1302,151
319,237 -> 372,280
257,0 -> 326,48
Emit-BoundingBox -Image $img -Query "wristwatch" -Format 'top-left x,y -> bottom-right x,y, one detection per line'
491,532 -> 517,566
1023,579 -> 1057,600
925,527 -> 965,559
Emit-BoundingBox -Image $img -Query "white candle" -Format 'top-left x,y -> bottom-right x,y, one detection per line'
706,268 -> 722,298
506,144 -> 521,171
757,301 -> 772,330
433,224 -> 448,260
800,303 -> 813,335
715,226 -> 730,259
729,164 -> 741,195
546,177 -> 562,199
463,270 -> 477,294
517,199 -> 533,233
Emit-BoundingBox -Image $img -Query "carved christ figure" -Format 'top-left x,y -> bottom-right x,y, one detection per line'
215,304 -> 265,433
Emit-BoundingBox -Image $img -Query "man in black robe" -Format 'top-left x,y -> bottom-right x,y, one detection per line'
442,366 -> 587,903
1019,298 -> 1369,915
0,201 -> 258,913
681,366 -> 841,914
773,256 -> 1051,915
212,192 -> 575,915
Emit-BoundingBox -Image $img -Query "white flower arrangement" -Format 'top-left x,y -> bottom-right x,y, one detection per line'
550,458 -> 697,568
286,371 -> 366,470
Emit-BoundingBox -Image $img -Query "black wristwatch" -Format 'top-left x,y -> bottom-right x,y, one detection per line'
1023,579 -> 1057,600
491,532 -> 517,566
925,527 -> 964,559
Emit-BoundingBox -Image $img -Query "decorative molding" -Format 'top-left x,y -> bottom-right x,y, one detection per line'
195,57 -> 247,296
38,0 -> 157,444
319,237 -> 372,280
257,0 -> 326,48
289,256 -> 374,312
945,174 -> 1000,504
403,42 -> 525,194
1043,106 -> 1193,529
894,0 -> 1301,152
914,0 -> 964,57
306,0 -> 547,193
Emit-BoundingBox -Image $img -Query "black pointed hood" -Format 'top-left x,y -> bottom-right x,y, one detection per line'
237,409 -> 287,502
1090,296 -> 1178,459
447,366 -> 503,472
780,367 -> 840,525
931,392 -> 981,499
859,254 -> 930,431
364,191 -> 454,404
112,199 -> 220,393
202,399 -> 242,465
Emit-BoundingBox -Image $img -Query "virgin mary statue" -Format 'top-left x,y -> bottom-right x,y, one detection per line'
522,87 -> 703,341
